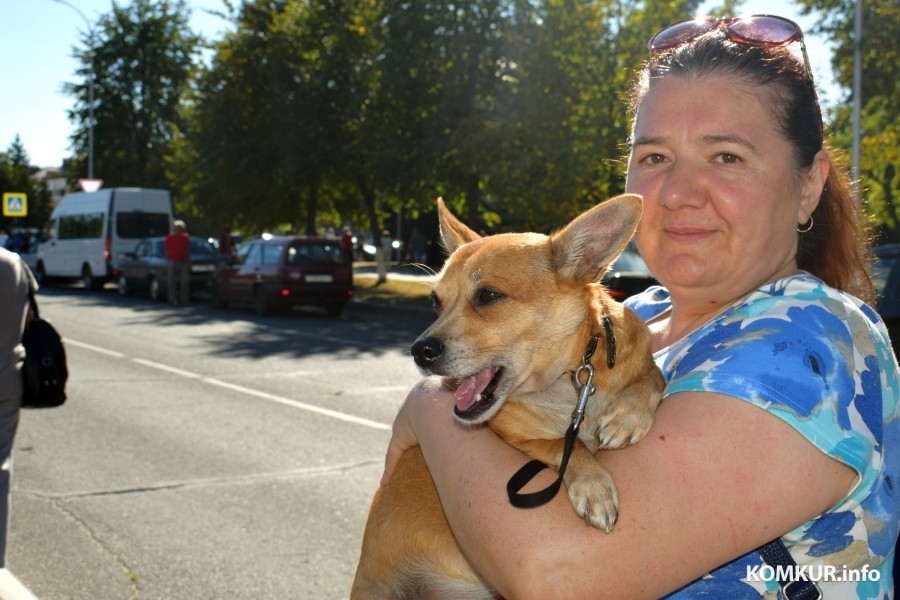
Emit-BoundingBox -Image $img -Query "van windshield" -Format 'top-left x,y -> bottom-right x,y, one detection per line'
117,213 -> 171,239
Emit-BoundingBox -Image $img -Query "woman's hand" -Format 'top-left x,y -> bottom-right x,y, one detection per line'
381,376 -> 449,486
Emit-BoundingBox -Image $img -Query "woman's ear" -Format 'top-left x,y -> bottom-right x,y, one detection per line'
798,149 -> 829,224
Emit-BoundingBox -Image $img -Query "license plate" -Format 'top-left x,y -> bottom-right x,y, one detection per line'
192,264 -> 215,272
305,274 -> 333,283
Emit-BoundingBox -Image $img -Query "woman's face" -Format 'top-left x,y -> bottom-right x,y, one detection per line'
625,74 -> 824,306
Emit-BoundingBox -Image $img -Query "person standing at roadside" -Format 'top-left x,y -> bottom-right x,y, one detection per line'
164,220 -> 191,306
0,247 -> 34,566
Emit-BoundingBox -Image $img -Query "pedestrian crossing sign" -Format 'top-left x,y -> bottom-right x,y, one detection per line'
2,193 -> 27,217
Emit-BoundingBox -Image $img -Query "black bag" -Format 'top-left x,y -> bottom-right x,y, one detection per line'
21,283 -> 68,409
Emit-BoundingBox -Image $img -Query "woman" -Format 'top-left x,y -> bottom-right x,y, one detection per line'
382,16 -> 899,598
0,247 -> 33,566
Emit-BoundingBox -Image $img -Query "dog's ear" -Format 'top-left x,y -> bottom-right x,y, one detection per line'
437,197 -> 481,254
550,194 -> 643,282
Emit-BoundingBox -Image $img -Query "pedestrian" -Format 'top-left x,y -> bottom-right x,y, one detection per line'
164,220 -> 191,306
0,247 -> 34,566
340,228 -> 354,262
218,227 -> 235,259
380,15 -> 899,598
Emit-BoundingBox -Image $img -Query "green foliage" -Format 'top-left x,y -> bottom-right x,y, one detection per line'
0,136 -> 54,233
66,0 -> 199,189
795,0 -> 899,241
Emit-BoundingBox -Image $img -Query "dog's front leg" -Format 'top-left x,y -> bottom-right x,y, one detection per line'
491,410 -> 619,532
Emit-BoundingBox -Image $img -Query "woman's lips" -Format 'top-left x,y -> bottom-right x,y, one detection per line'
664,227 -> 715,242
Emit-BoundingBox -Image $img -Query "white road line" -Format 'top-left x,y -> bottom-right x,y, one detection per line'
70,339 -> 391,431
65,339 -> 127,358
131,358 -> 202,379
0,568 -> 39,600
202,378 -> 390,430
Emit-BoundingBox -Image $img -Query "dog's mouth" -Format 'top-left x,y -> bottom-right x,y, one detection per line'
450,366 -> 505,421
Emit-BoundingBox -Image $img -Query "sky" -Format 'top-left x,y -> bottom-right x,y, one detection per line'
0,0 -> 837,170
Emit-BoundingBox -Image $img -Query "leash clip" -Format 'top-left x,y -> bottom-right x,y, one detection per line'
571,362 -> 596,432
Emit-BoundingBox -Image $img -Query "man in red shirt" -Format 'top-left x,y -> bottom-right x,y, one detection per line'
164,220 -> 191,305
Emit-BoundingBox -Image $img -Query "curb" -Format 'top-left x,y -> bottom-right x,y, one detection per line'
0,570 -> 38,600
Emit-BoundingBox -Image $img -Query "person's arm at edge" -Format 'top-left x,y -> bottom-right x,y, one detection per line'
384,376 -> 857,599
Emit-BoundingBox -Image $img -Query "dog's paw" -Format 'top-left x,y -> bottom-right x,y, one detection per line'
566,469 -> 618,532
595,402 -> 655,450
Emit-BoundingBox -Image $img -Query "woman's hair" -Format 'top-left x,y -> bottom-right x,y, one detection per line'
628,30 -> 875,305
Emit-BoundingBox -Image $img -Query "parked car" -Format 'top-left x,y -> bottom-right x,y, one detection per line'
116,236 -> 222,301
602,246 -> 658,302
210,236 -> 355,316
873,244 -> 900,352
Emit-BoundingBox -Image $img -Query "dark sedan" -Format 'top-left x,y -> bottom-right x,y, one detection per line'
117,236 -> 224,300
210,236 -> 354,316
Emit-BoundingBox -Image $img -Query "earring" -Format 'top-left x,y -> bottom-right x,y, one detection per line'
797,216 -> 814,233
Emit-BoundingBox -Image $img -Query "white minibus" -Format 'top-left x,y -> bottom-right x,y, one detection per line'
31,188 -> 174,289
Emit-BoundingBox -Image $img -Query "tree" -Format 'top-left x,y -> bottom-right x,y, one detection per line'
66,0 -> 200,189
0,136 -> 55,233
795,0 -> 899,240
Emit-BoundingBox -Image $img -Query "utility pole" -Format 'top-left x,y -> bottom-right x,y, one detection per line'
52,0 -> 95,180
851,0 -> 863,201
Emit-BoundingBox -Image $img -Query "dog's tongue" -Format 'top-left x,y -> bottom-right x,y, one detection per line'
454,367 -> 499,412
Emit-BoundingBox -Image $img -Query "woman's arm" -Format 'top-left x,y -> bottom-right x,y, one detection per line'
387,376 -> 856,599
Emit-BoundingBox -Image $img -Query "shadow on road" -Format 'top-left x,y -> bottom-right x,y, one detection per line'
36,284 -> 435,362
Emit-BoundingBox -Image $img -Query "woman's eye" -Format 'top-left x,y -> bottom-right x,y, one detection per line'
715,152 -> 741,164
641,153 -> 666,165
475,288 -> 504,306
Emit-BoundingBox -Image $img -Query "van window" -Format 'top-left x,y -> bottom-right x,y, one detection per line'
59,213 -> 104,239
116,212 -> 171,239
43,219 -> 58,240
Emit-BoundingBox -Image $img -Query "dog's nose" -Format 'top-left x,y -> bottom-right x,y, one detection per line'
411,337 -> 444,368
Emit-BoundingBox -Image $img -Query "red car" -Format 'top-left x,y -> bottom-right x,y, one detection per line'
210,236 -> 354,316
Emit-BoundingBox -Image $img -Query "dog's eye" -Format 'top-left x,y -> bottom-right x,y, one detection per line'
430,292 -> 441,312
475,288 -> 504,306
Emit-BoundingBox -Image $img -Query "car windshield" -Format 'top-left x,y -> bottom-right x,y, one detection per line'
190,237 -> 218,256
286,242 -> 347,266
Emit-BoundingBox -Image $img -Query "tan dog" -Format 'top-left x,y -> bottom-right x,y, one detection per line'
352,194 -> 665,599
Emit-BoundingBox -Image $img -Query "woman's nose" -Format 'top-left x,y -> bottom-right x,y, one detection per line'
657,162 -> 706,210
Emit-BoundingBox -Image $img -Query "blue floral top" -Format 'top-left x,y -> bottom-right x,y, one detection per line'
625,273 -> 899,599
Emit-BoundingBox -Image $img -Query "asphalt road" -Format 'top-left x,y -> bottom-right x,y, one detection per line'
7,286 -> 435,599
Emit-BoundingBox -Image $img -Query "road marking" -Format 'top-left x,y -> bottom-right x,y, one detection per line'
203,378 -> 390,430
65,339 -> 127,358
70,339 -> 391,431
0,568 -> 39,600
132,358 -> 202,379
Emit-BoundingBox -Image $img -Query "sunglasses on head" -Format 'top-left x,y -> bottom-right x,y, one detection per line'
648,15 -> 823,136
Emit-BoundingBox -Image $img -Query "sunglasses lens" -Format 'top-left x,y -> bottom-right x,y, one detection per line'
648,17 -> 718,52
729,16 -> 801,45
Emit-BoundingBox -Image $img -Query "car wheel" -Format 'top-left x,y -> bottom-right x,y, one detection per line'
326,304 -> 344,317
149,277 -> 162,302
82,264 -> 101,291
117,274 -> 130,296
254,288 -> 271,316
210,282 -> 228,309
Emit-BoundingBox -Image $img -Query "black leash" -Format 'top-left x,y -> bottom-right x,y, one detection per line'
507,316 -> 616,508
